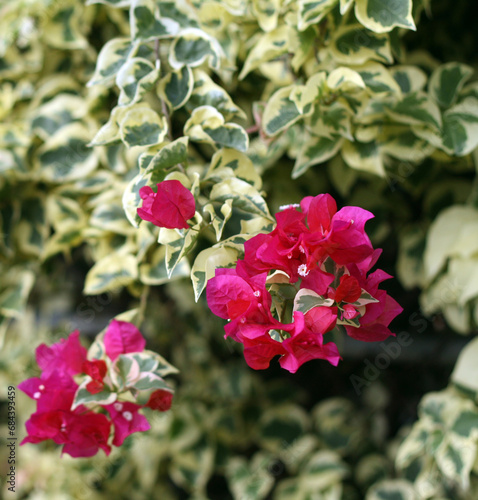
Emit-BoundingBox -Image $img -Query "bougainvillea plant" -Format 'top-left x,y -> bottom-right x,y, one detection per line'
207,194 -> 402,372
19,320 -> 176,457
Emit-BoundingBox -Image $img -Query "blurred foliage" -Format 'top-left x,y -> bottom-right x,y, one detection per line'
1,0 -> 478,498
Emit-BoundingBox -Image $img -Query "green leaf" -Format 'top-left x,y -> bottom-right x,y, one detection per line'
184,106 -> 248,152
0,270 -> 35,318
120,106 -> 168,147
203,200 -> 233,241
84,253 -> 138,294
386,91 -> 442,129
188,70 -> 246,120
159,65 -> 194,110
356,62 -> 402,94
263,86 -> 302,137
208,148 -> 262,189
293,135 -> 344,178
342,140 -> 385,177
365,479 -> 417,500
158,227 -> 199,278
239,25 -> 290,79
169,28 -> 223,70
140,245 -> 190,285
294,289 -> 335,315
298,0 -> 338,31
88,38 -> 139,87
429,62 -> 473,109
390,65 -> 427,94
130,0 -> 179,41
451,337 -> 478,395
116,57 -> 159,105
435,437 -> 476,489
210,177 -> 271,218
72,383 -> 117,410
331,25 -> 392,65
226,453 -> 275,500
355,0 -> 415,34
37,123 -> 98,182
191,245 -> 239,301
90,201 -> 134,235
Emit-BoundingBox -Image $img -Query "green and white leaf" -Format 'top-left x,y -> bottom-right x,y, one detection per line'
130,0 -> 179,42
294,288 -> 334,315
423,205 -> 478,281
209,177 -> 271,218
72,382 -> 117,410
341,140 -> 385,177
208,148 -> 262,189
158,65 -> 194,110
84,252 -> 138,294
251,0 -> 281,32
327,67 -> 365,92
203,200 -> 233,241
188,70 -> 246,120
390,65 -> 427,93
116,57 -> 159,105
354,0 -> 415,34
452,337 -> 478,394
120,106 -> 168,147
158,227 -> 199,277
293,135 -> 344,178
365,479 -> 417,500
37,123 -> 98,182
88,38 -> 139,87
331,25 -> 392,65
387,91 -> 442,130
0,270 -> 35,319
429,62 -> 473,109
140,245 -> 190,285
89,105 -> 132,146
263,86 -> 303,137
239,25 -> 290,79
191,245 -> 239,301
169,28 -> 224,70
298,0 -> 338,32
355,62 -> 402,95
184,105 -> 248,152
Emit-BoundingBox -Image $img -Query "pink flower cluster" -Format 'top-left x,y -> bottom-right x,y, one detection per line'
207,194 -> 402,373
19,320 -> 173,458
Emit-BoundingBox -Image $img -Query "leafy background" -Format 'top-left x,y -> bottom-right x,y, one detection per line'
1,0 -> 478,498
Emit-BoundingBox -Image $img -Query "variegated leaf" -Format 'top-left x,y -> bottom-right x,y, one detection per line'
298,0 -> 338,31
331,25 -> 392,65
116,57 -> 159,105
428,62 -> 473,108
120,106 -> 168,147
293,135 -> 344,178
88,38 -> 139,87
342,140 -> 385,177
84,253 -> 138,294
263,86 -> 302,137
139,245 -> 190,285
239,25 -> 290,79
184,106 -> 248,152
130,0 -> 179,41
294,289 -> 334,315
191,245 -> 239,301
158,65 -> 194,110
169,28 -> 223,70
354,0 -> 415,34
72,382 -> 117,410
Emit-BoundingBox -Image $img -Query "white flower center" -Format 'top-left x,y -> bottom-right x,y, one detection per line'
114,402 -> 123,411
39,384 -> 45,390
33,392 -> 41,399
253,290 -> 261,297
123,411 -> 133,421
298,264 -> 310,277
279,203 -> 300,211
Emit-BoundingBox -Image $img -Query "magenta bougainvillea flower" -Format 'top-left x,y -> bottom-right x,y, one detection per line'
137,180 -> 195,229
19,320 -> 175,458
207,193 -> 403,373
